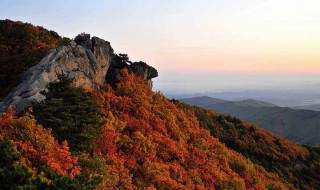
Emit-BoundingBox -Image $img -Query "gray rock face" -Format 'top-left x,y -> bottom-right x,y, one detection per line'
1,34 -> 158,114
130,61 -> 158,80
1,35 -> 113,113
105,60 -> 158,89
130,61 -> 158,88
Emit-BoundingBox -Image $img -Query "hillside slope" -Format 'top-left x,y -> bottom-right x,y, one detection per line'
0,71 -> 295,189
0,19 -> 69,99
174,102 -> 320,189
181,96 -> 320,145
1,20 -> 320,189
0,21 -> 158,114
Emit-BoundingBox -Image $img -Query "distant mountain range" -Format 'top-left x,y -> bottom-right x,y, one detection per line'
167,88 -> 320,107
291,104 -> 320,112
180,96 -> 320,145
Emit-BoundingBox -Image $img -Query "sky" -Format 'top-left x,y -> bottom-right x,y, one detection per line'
1,0 -> 320,93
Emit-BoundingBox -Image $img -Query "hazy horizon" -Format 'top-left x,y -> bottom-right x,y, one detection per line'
1,0 -> 320,94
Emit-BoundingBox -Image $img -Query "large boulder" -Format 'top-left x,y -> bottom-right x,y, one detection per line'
1,34 -> 113,113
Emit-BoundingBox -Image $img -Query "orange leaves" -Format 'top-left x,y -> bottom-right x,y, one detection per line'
0,70 -> 293,188
46,141 -> 81,178
0,106 -> 80,178
185,104 -> 310,165
93,85 -> 135,117
0,20 -> 69,98
96,122 -> 121,156
89,70 -> 291,189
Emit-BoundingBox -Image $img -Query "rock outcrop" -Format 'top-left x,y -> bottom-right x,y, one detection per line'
130,61 -> 158,88
105,56 -> 158,89
1,34 -> 158,114
1,35 -> 113,113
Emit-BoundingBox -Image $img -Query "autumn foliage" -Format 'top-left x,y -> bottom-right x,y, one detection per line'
0,107 -> 80,178
0,19 -> 69,99
89,70 -> 290,189
2,69 -> 320,189
174,101 -> 320,189
2,19 -> 320,189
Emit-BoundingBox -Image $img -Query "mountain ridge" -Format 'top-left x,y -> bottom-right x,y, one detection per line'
291,104 -> 320,112
0,19 -> 70,99
1,28 -> 158,113
1,19 -> 320,189
180,96 -> 320,145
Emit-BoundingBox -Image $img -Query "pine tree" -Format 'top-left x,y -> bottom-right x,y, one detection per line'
0,139 -> 35,189
33,75 -> 102,152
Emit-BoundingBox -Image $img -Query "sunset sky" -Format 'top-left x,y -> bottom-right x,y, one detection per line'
1,0 -> 320,93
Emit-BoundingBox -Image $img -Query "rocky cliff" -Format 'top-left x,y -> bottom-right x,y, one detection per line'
106,56 -> 158,89
1,34 -> 158,113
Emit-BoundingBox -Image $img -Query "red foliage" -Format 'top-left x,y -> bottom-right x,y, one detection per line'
0,107 -> 80,178
0,19 -> 69,99
174,100 -> 320,189
90,69 -> 290,189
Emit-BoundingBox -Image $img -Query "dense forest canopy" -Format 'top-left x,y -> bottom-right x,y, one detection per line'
1,20 -> 320,189
173,102 -> 320,189
0,70 -> 293,189
0,69 -> 319,189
